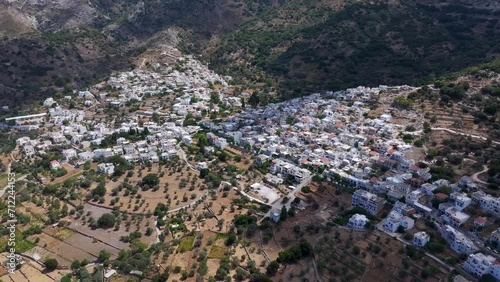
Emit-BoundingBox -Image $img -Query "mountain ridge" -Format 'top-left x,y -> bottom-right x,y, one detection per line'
208,0 -> 500,99
1,0 -> 500,108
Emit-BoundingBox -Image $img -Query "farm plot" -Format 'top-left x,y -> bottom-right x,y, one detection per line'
24,233 -> 94,266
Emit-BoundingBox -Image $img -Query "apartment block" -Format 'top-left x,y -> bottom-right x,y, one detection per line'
352,190 -> 385,215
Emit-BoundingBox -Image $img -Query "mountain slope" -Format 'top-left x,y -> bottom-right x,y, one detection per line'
2,0 -> 500,108
209,0 -> 500,99
0,0 -> 275,108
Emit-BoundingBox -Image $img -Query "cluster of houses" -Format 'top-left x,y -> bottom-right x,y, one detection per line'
464,252 -> 500,279
16,121 -> 194,169
100,55 -> 231,109
6,52 -> 500,281
11,55 -> 239,173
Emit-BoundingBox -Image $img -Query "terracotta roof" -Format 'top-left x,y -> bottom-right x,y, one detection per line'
434,193 -> 449,200
475,217 -> 487,224
406,209 -> 417,215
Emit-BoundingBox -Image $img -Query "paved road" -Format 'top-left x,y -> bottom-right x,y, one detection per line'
396,236 -> 454,271
263,176 -> 312,219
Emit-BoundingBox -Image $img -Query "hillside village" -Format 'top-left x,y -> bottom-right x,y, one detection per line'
1,51 -> 500,282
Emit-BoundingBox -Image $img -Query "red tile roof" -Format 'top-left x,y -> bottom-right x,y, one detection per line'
406,209 -> 417,215
475,217 -> 487,224
410,164 -> 420,170
434,193 -> 449,200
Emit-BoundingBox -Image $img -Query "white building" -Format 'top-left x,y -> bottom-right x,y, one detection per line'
270,159 -> 312,183
450,192 -> 472,211
439,224 -> 478,254
464,252 -> 496,278
352,190 -> 385,216
62,149 -> 77,161
24,145 -> 35,156
270,209 -> 281,223
161,149 -> 178,160
50,160 -> 61,170
347,214 -> 369,229
16,136 -> 31,146
214,137 -> 228,149
97,163 -> 115,175
479,194 -> 500,216
491,263 -> 500,281
182,136 -> 192,146
491,228 -> 500,245
383,210 -> 414,233
43,97 -> 56,107
78,151 -> 94,161
52,134 -> 66,144
441,206 -> 470,227
413,231 -> 430,247
196,162 -> 208,170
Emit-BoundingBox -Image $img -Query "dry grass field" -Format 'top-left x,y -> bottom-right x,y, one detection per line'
0,252 -> 71,282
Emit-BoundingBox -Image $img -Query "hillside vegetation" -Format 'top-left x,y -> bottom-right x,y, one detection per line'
0,0 -> 274,109
209,0 -> 500,99
1,0 -> 500,108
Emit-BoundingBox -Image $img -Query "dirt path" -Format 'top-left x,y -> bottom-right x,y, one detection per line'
472,165 -> 489,185
431,127 -> 500,145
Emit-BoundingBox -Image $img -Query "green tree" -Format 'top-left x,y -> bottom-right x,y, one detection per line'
266,261 -> 279,275
97,213 -> 116,229
280,206 -> 287,222
71,259 -> 80,271
98,250 -> 111,262
225,233 -> 237,246
248,92 -> 260,107
396,226 -> 406,233
44,258 -> 58,271
479,274 -> 497,282
142,173 -> 159,187
92,182 -> 106,197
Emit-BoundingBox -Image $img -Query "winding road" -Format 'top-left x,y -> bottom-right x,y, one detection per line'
472,165 -> 489,185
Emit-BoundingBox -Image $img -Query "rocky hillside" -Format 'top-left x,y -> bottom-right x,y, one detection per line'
208,0 -> 500,99
0,0 -> 277,109
1,0 -> 500,108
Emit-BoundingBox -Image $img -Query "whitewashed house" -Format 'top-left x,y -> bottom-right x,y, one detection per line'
97,163 -> 115,175
50,160 -> 61,170
413,231 -> 430,247
347,214 -> 369,229
62,149 -> 77,160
